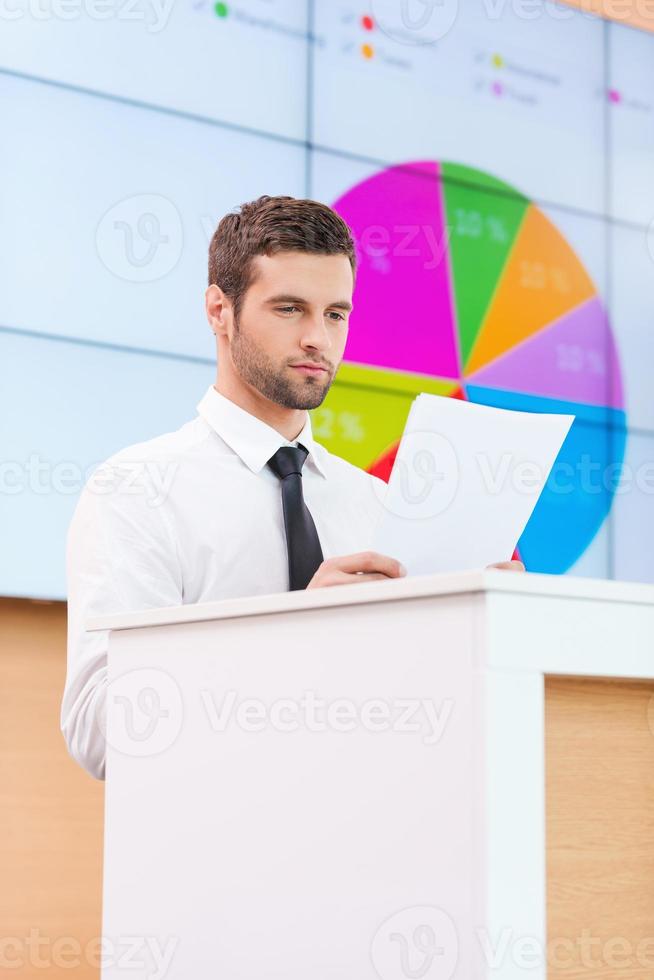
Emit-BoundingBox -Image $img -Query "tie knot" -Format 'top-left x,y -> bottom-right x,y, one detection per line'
267,444 -> 309,480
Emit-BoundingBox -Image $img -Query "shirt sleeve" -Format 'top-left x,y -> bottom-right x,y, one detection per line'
61,458 -> 183,780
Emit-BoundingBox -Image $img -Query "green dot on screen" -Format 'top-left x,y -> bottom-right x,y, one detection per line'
214,1 -> 228,16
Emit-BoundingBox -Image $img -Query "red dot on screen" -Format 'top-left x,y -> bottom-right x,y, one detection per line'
361,14 -> 374,30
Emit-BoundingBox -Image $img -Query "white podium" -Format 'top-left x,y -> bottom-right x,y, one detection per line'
89,571 -> 654,980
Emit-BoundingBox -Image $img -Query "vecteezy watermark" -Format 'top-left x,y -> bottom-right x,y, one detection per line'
101,668 -> 184,759
1,446 -> 645,507
371,908 -> 654,977
0,456 -> 179,507
371,0 -> 460,46
369,434 -> 649,521
0,0 -> 174,32
100,683 -> 454,760
355,220 -> 452,274
201,691 -> 454,746
0,930 -> 178,978
480,926 -> 654,972
96,194 -> 183,282
86,458 -> 180,506
368,0 -> 654,44
371,906 -> 459,980
369,430 -> 548,522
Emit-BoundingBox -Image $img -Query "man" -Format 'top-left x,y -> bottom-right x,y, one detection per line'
62,195 -> 522,779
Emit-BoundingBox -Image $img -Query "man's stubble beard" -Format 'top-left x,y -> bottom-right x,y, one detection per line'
230,315 -> 334,410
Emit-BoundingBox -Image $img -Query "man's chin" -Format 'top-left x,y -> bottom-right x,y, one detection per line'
291,377 -> 333,410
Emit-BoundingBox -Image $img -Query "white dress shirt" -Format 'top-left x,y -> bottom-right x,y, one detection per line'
61,384 -> 388,779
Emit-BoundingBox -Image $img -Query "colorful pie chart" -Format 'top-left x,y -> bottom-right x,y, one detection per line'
311,161 -> 627,574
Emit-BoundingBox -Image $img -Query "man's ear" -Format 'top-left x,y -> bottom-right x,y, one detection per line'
205,284 -> 232,338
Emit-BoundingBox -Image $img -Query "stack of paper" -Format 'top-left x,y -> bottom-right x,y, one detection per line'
371,393 -> 574,575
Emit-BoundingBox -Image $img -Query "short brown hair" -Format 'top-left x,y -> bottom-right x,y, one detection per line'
208,195 -> 357,318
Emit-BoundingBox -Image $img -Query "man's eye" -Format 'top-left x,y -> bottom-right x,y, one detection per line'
277,306 -> 299,314
327,311 -> 346,321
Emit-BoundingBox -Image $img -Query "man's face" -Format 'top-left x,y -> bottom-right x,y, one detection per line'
229,250 -> 354,410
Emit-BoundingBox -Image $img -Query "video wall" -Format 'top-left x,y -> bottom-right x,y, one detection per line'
1,0 -> 653,597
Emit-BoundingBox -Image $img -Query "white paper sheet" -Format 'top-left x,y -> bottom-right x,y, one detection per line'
371,393 -> 575,575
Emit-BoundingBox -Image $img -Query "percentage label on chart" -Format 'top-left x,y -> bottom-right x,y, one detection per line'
313,408 -> 366,443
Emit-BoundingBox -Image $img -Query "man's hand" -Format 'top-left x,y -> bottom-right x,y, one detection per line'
307,551 -> 407,589
487,560 -> 526,572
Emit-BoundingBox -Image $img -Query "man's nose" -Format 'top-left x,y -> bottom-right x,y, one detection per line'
301,314 -> 332,350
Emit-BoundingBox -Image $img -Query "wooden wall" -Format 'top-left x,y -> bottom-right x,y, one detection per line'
0,598 -> 103,978
546,676 -> 654,979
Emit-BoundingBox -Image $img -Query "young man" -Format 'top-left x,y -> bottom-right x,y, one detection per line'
62,195 -> 521,779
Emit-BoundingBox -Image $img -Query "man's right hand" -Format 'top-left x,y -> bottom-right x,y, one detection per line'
306,551 -> 407,589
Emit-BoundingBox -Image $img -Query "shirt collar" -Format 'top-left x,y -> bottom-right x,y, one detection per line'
197,385 -> 328,479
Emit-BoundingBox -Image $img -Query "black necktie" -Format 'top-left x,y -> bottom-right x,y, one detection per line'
267,444 -> 324,591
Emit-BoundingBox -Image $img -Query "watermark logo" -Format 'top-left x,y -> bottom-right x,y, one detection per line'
96,194 -> 183,282
373,430 -> 460,520
0,930 -> 178,978
0,455 -> 178,506
0,0 -> 174,30
369,437 -> 641,522
356,220 -> 451,273
372,0 -> 459,45
371,906 -> 458,979
102,668 -> 183,758
371,0 -> 459,45
201,690 -> 454,746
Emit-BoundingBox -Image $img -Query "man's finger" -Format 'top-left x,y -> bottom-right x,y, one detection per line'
488,560 -> 526,572
329,552 -> 407,578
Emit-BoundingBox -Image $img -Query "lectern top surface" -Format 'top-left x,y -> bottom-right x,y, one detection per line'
87,569 -> 654,634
